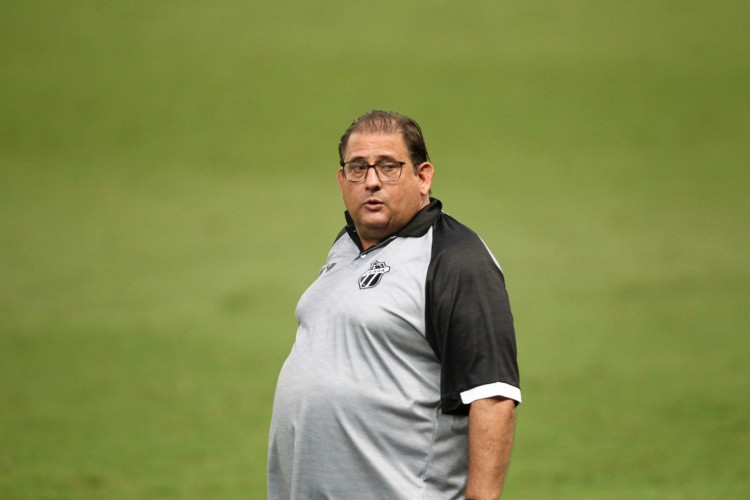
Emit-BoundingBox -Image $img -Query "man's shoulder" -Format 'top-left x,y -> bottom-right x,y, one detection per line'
430,212 -> 504,275
333,226 -> 348,245
432,211 -> 485,249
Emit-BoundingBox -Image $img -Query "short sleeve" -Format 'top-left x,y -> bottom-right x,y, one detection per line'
425,215 -> 520,414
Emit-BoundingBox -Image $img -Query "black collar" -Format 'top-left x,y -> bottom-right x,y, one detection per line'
343,198 -> 443,253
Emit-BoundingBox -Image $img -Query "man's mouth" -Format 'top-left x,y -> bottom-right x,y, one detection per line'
364,199 -> 384,209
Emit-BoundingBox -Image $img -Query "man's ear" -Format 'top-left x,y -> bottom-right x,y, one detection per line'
417,162 -> 434,197
337,168 -> 345,193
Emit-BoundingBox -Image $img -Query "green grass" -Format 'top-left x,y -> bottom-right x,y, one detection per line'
2,1 -> 749,498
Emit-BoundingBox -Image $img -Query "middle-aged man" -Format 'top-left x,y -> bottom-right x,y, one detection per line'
268,110 -> 521,500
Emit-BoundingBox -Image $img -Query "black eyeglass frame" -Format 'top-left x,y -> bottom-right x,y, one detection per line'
339,160 -> 408,183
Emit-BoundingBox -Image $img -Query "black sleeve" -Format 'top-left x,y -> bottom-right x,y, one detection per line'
425,214 -> 520,415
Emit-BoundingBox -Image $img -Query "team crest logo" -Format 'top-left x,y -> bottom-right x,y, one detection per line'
358,261 -> 390,289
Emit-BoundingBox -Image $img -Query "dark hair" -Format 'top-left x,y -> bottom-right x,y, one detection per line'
338,110 -> 430,166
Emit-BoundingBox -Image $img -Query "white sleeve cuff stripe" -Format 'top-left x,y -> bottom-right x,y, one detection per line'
460,382 -> 522,405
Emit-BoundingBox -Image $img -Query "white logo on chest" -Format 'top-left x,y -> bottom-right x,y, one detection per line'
358,261 -> 391,289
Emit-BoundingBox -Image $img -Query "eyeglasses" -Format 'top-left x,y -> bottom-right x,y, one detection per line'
340,160 -> 407,183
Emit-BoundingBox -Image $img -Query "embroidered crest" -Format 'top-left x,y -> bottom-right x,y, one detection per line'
358,261 -> 390,289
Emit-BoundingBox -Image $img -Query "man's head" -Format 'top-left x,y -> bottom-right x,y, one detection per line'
337,110 -> 434,250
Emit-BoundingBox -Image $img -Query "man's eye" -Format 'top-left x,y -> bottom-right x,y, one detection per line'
379,162 -> 398,171
351,163 -> 368,171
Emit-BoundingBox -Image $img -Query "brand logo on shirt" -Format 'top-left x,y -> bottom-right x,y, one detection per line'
358,261 -> 390,289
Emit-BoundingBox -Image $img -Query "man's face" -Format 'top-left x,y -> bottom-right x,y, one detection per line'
338,132 -> 433,249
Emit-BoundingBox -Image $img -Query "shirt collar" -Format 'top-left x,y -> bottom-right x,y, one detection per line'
343,198 -> 442,251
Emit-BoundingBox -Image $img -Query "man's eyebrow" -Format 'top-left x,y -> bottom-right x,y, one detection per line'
345,154 -> 399,162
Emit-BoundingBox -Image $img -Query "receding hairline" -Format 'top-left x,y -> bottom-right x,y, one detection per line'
338,110 -> 430,165
340,114 -> 406,154
350,114 -> 405,135
341,130 -> 408,157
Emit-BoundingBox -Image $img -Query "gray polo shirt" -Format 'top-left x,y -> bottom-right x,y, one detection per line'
268,199 -> 520,500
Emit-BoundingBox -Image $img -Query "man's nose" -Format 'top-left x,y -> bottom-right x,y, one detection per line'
364,166 -> 382,188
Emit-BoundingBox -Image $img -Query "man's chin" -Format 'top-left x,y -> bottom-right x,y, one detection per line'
357,218 -> 390,239
358,211 -> 388,227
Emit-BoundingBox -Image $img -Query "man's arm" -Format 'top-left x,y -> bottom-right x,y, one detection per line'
464,397 -> 516,500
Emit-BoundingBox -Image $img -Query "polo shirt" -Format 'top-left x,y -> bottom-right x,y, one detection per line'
268,198 -> 520,500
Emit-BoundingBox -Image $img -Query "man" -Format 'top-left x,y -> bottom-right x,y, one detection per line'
268,110 -> 521,500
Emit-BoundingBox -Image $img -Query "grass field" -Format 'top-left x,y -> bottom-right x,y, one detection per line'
2,1 -> 749,498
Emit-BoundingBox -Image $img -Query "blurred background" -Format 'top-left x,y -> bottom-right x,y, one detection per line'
1,1 -> 748,498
